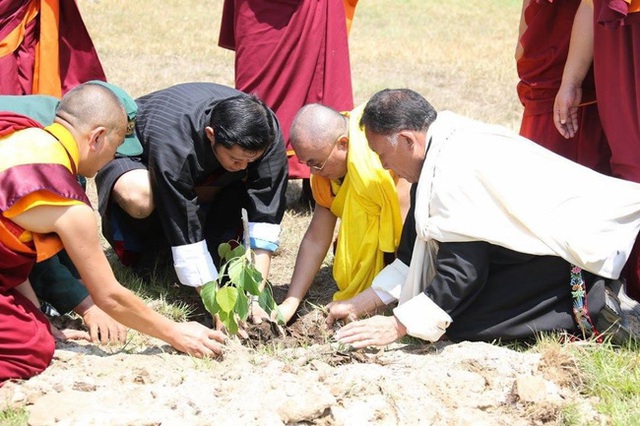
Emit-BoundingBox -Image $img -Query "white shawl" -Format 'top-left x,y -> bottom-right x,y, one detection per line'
383,111 -> 640,341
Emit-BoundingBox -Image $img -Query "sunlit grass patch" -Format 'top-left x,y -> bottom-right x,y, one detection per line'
0,406 -> 28,426
570,343 -> 640,425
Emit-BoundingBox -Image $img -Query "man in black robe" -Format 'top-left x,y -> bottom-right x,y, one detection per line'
96,83 -> 288,292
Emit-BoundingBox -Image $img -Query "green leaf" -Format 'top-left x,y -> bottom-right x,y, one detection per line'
200,282 -> 219,315
216,286 -> 238,314
218,242 -> 232,262
225,312 -> 239,335
258,284 -> 277,315
228,257 -> 261,295
217,309 -> 228,322
226,256 -> 244,280
228,244 -> 246,261
215,262 -> 229,285
210,241 -> 273,335
235,289 -> 250,321
245,267 -> 263,295
274,306 -> 285,325
216,309 -> 237,335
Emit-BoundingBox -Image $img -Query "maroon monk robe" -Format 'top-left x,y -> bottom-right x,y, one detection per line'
0,114 -> 92,383
517,0 -> 611,174
592,0 -> 640,301
219,0 -> 354,179
0,290 -> 55,384
0,0 -> 106,96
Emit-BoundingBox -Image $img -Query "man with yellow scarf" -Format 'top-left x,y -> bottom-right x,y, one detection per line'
278,103 -> 411,323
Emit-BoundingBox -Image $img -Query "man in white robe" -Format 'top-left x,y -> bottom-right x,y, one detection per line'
328,89 -> 639,347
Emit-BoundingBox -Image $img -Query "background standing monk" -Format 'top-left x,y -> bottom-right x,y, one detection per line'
0,83 -> 224,383
0,0 -> 106,96
516,0 -> 610,174
218,0 -> 355,183
554,0 -> 640,301
278,103 -> 410,322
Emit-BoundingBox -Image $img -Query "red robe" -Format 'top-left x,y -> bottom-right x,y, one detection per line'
0,0 -> 106,96
219,0 -> 354,179
0,113 -> 88,382
517,0 -> 610,174
592,0 -> 640,300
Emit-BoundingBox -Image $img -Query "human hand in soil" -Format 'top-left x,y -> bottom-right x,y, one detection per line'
76,298 -> 128,345
249,300 -> 270,325
326,289 -> 385,327
278,298 -> 300,324
50,323 -> 90,342
171,321 -> 226,357
325,300 -> 358,327
334,315 -> 407,349
247,301 -> 285,336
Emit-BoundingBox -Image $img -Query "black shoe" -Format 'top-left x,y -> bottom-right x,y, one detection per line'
609,279 -> 640,319
594,285 -> 636,346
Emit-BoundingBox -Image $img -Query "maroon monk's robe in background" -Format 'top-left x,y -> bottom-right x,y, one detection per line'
517,0 -> 610,174
592,0 -> 640,301
219,0 -> 354,179
0,0 -> 106,96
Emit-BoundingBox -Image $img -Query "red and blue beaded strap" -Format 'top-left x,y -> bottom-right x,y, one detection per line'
571,265 -> 602,342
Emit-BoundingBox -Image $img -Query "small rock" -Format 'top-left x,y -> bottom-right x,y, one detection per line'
72,381 -> 97,392
277,383 -> 336,423
11,390 -> 26,404
446,370 -> 487,393
513,376 -> 562,404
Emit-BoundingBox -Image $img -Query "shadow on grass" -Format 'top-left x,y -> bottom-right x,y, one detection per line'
55,339 -> 175,357
105,248 -> 208,325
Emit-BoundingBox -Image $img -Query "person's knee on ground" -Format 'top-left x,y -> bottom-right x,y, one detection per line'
0,330 -> 55,383
112,169 -> 154,219
0,292 -> 56,383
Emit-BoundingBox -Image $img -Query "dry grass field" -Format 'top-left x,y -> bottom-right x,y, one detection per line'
82,0 -> 523,127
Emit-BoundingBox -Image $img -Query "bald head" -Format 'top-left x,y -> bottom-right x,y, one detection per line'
290,103 -> 347,151
56,82 -> 127,138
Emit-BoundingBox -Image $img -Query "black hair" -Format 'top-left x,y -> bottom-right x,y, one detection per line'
360,89 -> 437,135
209,94 -> 276,151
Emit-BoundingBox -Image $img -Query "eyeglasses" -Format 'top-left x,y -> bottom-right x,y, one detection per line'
301,133 -> 346,171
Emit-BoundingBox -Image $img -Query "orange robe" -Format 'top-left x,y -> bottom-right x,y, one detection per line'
0,0 -> 106,96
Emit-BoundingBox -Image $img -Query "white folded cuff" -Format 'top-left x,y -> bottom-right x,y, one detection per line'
249,222 -> 281,252
371,259 -> 408,305
393,292 -> 452,342
171,240 -> 219,287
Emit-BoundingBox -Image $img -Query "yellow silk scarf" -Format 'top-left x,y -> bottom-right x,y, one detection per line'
330,104 -> 403,300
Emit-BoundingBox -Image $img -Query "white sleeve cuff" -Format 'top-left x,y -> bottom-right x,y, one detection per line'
249,222 -> 281,251
371,259 -> 408,305
171,241 -> 219,287
393,292 -> 452,342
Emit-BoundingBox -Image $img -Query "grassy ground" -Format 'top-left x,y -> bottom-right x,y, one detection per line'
81,0 -> 523,129
4,0 -> 639,424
